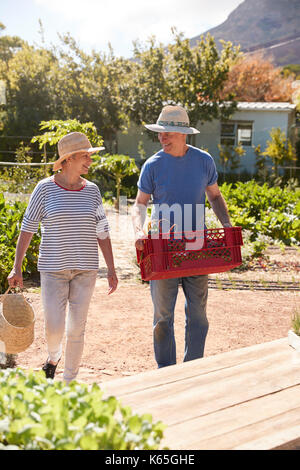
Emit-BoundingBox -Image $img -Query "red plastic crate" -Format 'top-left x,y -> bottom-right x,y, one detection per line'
136,227 -> 243,281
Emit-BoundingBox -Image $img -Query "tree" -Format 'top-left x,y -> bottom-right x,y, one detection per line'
254,144 -> 268,182
221,53 -> 294,102
0,43 -> 61,155
125,36 -> 167,134
262,128 -> 296,177
54,34 -> 131,152
31,119 -> 104,162
282,64 -> 300,80
217,143 -> 245,180
91,154 -> 139,209
0,31 -> 131,156
167,31 -> 239,128
0,22 -> 25,143
125,31 -> 239,134
0,22 -> 24,63
0,28 -> 240,161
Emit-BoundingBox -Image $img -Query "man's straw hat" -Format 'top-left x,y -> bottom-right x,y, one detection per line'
53,132 -> 105,171
145,105 -> 200,135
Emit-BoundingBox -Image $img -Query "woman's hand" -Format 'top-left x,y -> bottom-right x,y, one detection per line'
107,270 -> 118,295
7,267 -> 23,288
7,231 -> 33,289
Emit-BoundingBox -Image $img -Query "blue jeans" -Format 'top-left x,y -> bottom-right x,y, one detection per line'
150,275 -> 209,368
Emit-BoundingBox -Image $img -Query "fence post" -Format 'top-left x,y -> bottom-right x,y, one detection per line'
43,144 -> 47,177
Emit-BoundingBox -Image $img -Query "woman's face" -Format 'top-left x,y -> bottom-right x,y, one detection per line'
68,152 -> 93,174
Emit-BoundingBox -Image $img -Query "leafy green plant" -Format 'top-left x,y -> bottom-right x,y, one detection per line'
0,368 -> 166,450
0,193 -> 40,293
262,128 -> 296,177
218,180 -> 300,245
31,119 -> 104,163
237,230 -> 273,270
90,154 -> 139,209
0,143 -> 49,194
218,142 -> 246,180
205,209 -> 271,270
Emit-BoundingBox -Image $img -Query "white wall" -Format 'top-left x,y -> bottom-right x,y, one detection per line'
195,110 -> 293,174
116,123 -> 161,163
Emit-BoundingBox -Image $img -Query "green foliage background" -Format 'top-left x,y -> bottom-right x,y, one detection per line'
219,180 -> 300,245
0,26 -> 239,156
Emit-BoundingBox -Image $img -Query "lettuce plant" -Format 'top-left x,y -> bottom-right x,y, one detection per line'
0,368 -> 166,450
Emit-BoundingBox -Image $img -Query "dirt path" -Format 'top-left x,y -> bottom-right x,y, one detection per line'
15,206 -> 300,384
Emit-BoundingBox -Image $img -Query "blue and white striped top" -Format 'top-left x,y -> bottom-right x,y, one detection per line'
21,176 -> 110,272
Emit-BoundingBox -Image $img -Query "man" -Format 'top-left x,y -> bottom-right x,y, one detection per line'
132,105 -> 232,368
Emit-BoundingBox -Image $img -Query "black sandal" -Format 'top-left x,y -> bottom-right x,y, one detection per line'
42,359 -> 60,379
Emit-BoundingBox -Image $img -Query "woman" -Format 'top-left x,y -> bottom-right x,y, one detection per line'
7,132 -> 118,383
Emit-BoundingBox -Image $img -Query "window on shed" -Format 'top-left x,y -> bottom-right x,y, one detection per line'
220,123 -> 235,146
220,121 -> 253,146
237,124 -> 252,146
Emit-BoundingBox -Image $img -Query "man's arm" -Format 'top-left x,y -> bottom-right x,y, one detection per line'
132,189 -> 151,250
206,183 -> 232,227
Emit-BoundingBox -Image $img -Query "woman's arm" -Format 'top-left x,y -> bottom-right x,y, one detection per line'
7,231 -> 34,288
97,236 -> 118,294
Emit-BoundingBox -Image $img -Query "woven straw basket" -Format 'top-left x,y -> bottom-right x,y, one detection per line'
0,287 -> 35,354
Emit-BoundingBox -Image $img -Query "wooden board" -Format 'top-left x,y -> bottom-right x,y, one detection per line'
103,338 -> 289,396
102,338 -> 300,450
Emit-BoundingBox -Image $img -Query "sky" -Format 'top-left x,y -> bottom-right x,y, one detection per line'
1,0 -> 244,58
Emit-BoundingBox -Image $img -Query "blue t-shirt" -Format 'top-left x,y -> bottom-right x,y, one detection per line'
137,145 -> 218,233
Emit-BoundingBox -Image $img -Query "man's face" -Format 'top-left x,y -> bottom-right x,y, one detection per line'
158,132 -> 186,155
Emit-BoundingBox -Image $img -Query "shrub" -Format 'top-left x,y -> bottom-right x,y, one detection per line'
291,311 -> 300,337
218,180 -> 300,245
0,193 -> 40,293
0,368 -> 166,450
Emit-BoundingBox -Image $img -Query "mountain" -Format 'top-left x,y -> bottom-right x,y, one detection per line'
190,0 -> 300,66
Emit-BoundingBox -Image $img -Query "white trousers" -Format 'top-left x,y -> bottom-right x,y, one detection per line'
40,270 -> 97,383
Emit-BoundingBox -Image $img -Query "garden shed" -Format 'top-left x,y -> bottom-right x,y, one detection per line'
117,102 -> 297,176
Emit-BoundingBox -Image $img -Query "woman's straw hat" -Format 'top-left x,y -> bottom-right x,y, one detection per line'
53,132 -> 105,171
144,105 -> 200,135
0,288 -> 35,355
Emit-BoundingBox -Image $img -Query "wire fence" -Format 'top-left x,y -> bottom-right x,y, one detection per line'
0,162 -> 53,166
0,135 -> 56,163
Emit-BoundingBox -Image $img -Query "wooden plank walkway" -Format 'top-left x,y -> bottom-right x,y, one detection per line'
102,338 -> 300,450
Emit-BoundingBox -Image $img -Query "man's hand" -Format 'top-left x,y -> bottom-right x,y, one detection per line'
135,229 -> 147,251
222,222 -> 232,228
132,190 -> 151,251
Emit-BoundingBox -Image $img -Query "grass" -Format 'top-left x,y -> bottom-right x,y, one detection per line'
291,310 -> 300,336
